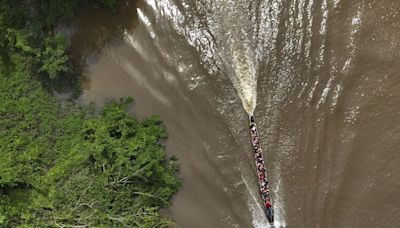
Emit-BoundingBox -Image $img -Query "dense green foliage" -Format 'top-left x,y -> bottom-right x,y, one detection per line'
0,75 -> 180,226
0,0 -> 118,80
0,0 -> 180,227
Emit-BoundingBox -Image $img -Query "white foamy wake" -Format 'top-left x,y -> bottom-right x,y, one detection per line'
139,0 -> 285,226
225,34 -> 258,115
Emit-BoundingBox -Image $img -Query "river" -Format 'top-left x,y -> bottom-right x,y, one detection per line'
70,0 -> 400,227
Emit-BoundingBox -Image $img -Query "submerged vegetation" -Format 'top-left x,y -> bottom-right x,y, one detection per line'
0,0 -> 180,227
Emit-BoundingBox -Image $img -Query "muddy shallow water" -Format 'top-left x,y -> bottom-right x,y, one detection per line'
71,1 -> 400,227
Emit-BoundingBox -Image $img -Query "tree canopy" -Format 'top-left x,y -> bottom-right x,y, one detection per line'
0,0 -> 181,227
0,74 -> 180,226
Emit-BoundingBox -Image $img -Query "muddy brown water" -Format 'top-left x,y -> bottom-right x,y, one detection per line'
71,1 -> 400,227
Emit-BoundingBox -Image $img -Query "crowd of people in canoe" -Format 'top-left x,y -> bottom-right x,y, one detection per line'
250,121 -> 272,210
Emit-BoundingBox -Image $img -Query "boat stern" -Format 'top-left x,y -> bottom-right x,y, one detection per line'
249,115 -> 255,126
265,206 -> 274,225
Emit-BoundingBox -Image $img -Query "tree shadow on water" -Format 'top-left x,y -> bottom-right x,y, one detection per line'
54,0 -> 140,98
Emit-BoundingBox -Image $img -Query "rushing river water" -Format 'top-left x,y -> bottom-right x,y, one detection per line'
71,0 -> 400,227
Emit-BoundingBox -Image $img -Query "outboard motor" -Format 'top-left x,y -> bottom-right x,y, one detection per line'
265,207 -> 274,225
250,115 -> 255,124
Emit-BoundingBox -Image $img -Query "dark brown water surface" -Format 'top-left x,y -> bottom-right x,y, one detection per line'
72,1 -> 400,227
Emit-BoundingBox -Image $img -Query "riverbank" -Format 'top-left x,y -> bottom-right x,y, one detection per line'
0,1 -> 181,227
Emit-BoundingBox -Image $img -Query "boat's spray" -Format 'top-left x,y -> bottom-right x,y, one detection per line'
140,0 -> 285,226
235,75 -> 286,228
226,34 -> 286,228
227,38 -> 257,115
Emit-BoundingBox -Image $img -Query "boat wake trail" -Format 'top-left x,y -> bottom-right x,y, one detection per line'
222,10 -> 286,228
140,0 -> 286,226
223,32 -> 258,115
224,16 -> 287,228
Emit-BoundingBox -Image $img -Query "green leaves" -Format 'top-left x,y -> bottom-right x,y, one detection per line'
6,28 -> 39,55
0,75 -> 180,226
39,35 -> 70,79
39,0 -> 80,28
0,0 -> 180,226
3,28 -> 71,80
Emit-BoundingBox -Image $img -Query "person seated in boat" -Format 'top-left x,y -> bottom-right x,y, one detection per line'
251,126 -> 257,134
265,199 -> 272,208
261,180 -> 266,187
258,163 -> 265,171
254,136 -> 259,144
261,187 -> 268,194
257,163 -> 264,171
262,191 -> 269,199
252,136 -> 259,145
261,188 -> 268,195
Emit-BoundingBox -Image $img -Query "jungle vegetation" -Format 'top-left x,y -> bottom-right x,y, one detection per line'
0,0 -> 180,227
